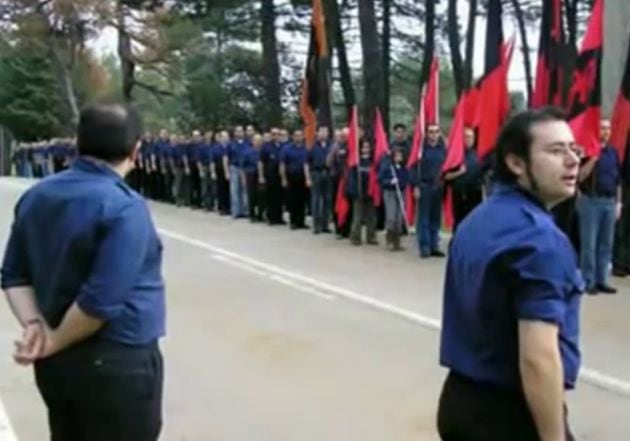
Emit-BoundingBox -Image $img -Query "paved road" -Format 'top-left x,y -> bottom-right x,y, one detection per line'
0,178 -> 628,441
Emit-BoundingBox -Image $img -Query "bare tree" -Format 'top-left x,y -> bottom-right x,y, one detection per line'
510,0 -> 533,104
464,0 -> 477,88
358,0 -> 384,134
261,0 -> 283,126
447,0 -> 464,97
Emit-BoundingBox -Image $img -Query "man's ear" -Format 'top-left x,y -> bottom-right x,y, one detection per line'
505,152 -> 526,180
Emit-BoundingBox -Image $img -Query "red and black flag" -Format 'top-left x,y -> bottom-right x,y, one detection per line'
476,0 -> 512,159
424,57 -> 440,125
610,38 -> 630,162
299,0 -> 328,148
567,0 -> 602,158
532,0 -> 567,108
334,106 -> 359,227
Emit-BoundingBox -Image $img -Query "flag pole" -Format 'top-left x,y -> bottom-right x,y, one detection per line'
390,163 -> 411,233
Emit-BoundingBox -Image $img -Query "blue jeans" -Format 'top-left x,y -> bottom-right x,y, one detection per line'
310,170 -> 332,232
416,183 -> 442,255
577,195 -> 616,288
229,165 -> 248,217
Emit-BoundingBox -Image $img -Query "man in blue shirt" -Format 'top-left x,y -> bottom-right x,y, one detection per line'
241,133 -> 265,222
411,123 -> 447,258
305,126 -> 333,234
280,130 -> 308,229
211,131 -> 231,215
438,107 -> 583,441
260,128 -> 286,225
1,104 -> 165,441
576,119 -> 620,294
224,125 -> 250,218
199,131 -> 214,211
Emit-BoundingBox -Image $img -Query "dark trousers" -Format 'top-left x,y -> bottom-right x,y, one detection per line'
452,187 -> 482,231
246,173 -> 264,221
216,174 -> 231,215
34,339 -> 163,441
265,175 -> 284,224
288,173 -> 307,227
613,186 -> 630,271
190,168 -> 201,208
437,371 -> 574,441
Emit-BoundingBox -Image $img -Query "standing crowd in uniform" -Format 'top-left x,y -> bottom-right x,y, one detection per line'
10,118 -> 630,293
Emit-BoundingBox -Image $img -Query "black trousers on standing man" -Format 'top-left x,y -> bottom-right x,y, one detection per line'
34,338 -> 163,441
437,371 -> 575,441
287,173 -> 307,228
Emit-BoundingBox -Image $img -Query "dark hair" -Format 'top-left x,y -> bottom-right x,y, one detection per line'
77,104 -> 142,163
393,123 -> 406,131
494,106 -> 567,183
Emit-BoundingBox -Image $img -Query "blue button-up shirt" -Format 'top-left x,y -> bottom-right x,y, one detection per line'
1,157 -> 166,345
590,144 -> 620,197
281,143 -> 308,175
440,184 -> 583,390
261,142 -> 283,177
413,140 -> 446,187
227,139 -> 250,167
240,146 -> 261,173
308,140 -> 331,170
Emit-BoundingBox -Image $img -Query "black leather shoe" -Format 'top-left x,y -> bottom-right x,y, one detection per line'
612,268 -> 628,278
431,250 -> 446,257
596,284 -> 617,294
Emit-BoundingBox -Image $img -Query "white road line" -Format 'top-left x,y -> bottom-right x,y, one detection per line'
2,178 -> 630,399
268,275 -> 335,301
213,254 -> 270,277
0,396 -> 19,441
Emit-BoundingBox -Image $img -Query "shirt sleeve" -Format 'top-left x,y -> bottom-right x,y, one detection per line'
76,200 -> 151,320
510,233 -> 568,325
1,208 -> 31,289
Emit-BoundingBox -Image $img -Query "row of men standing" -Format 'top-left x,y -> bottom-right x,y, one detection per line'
11,140 -> 76,178
128,122 -> 489,257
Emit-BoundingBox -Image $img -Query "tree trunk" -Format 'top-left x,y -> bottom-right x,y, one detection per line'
36,6 -> 79,130
510,0 -> 533,105
261,0 -> 283,126
464,0 -> 477,88
358,0 -> 384,135
325,0 -> 355,116
447,0 -> 465,98
565,0 -> 578,50
419,0 -> 436,91
117,1 -> 135,102
49,42 -> 79,130
382,0 -> 391,129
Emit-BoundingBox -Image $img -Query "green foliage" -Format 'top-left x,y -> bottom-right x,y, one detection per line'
0,43 -> 64,141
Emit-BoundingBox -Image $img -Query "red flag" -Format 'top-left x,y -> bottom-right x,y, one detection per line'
368,108 -> 390,207
441,95 -> 467,230
335,106 -> 359,226
424,57 -> 440,125
299,0 -> 328,148
405,93 -> 426,226
441,95 -> 467,174
610,38 -> 630,162
476,0 -> 513,159
567,0 -> 602,158
532,0 -> 566,108
463,85 -> 480,128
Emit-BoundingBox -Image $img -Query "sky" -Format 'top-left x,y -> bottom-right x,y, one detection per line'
89,2 -> 539,96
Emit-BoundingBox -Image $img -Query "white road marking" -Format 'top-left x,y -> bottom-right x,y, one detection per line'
2,178 -> 630,400
268,274 -> 335,301
213,254 -> 270,277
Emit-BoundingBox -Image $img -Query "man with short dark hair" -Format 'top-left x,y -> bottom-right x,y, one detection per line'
577,119 -> 621,294
411,123 -> 446,257
1,103 -> 165,441
437,107 -> 582,441
305,126 -> 333,234
391,123 -> 411,162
